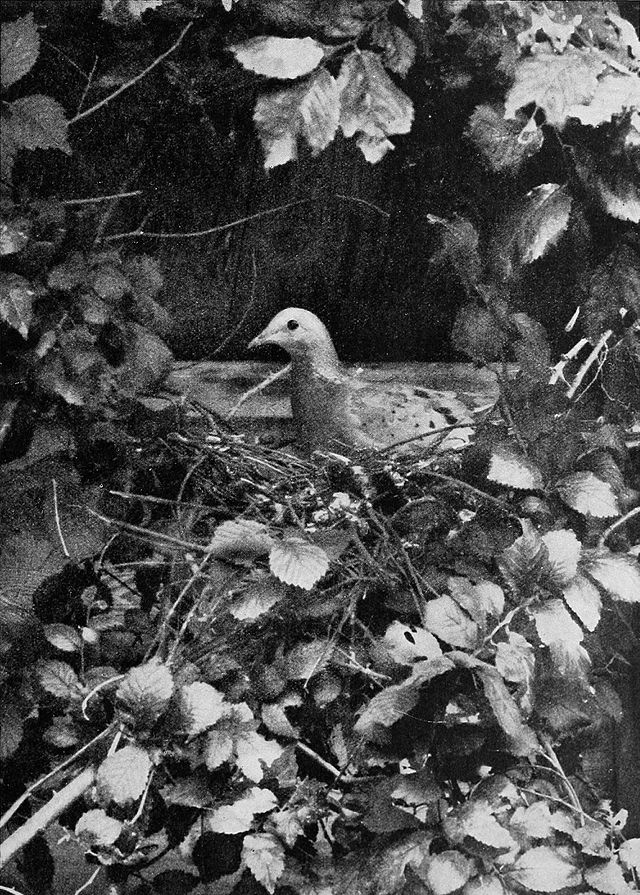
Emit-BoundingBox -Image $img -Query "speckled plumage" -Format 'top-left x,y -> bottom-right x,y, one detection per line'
249,308 -> 474,455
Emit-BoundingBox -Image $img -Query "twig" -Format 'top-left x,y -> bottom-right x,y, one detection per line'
295,742 -> 342,780
394,474 -> 518,519
538,733 -> 585,821
226,364 -> 291,419
598,505 -> 640,548
81,674 -> 125,720
334,193 -> 390,217
63,191 -> 142,206
0,767 -> 97,868
85,507 -> 207,553
549,337 -> 589,386
76,54 -> 99,115
212,252 -> 258,356
566,330 -> 613,399
52,479 -> 70,557
68,23 -> 192,125
74,866 -> 102,895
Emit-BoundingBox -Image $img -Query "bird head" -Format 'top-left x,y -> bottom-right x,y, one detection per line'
248,308 -> 336,361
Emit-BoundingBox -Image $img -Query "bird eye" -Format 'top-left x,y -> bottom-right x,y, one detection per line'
287,319 -> 299,331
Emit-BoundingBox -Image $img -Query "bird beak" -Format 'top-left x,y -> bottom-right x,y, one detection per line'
248,326 -> 273,350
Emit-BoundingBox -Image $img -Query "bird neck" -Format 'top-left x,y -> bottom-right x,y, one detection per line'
291,341 -> 341,379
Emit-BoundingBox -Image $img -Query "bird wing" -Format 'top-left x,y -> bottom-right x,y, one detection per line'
345,377 -> 475,452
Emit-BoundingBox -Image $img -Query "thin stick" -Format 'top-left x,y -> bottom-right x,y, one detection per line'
226,364 -> 291,419
0,767 -> 96,868
76,54 -> 99,115
63,191 -> 141,206
566,330 -> 612,399
52,479 -> 70,558
74,866 -> 102,895
598,505 -> 640,548
68,24 -> 192,125
334,193 -> 390,217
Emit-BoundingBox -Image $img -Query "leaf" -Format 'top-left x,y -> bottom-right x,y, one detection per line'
568,72 -> 640,127
419,851 -> 475,895
605,11 -> 640,67
509,845 -> 581,891
541,529 -> 581,586
208,787 -> 278,834
254,69 -> 340,168
0,271 -> 35,338
516,7 -> 581,53
510,801 -> 554,840
584,859 -> 634,895
337,50 -> 414,163
285,638 -> 332,680
96,745 -> 152,806
179,682 -> 228,736
6,95 -> 71,154
459,801 -> 518,853
0,702 -> 23,760
488,443 -> 544,490
209,519 -> 274,561
563,574 -> 602,631
534,599 -> 584,647
116,658 -> 174,727
584,551 -> 640,602
495,631 -> 535,714
354,657 -> 454,737
204,726 -> 234,770
505,45 -> 605,128
128,0 -> 164,18
371,20 -> 417,77
242,832 -> 285,894
423,595 -> 479,648
230,36 -> 324,80
453,653 -> 538,756
36,659 -> 83,700
75,808 -> 123,847
520,183 -> 572,265
427,214 -> 481,290
230,574 -> 287,621
0,216 -> 31,255
0,13 -> 40,89
89,262 -> 129,302
43,716 -> 80,748
556,472 -> 620,518
43,623 -> 82,653
235,730 -> 283,782
382,621 -> 443,664
466,103 -> 543,173
269,537 -> 329,589
619,838 -> 640,873
596,168 -> 640,224
447,577 -> 504,626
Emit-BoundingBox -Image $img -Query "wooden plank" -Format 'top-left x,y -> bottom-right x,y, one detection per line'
168,360 -> 502,421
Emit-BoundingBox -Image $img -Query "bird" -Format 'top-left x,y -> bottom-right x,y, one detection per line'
248,308 -> 475,456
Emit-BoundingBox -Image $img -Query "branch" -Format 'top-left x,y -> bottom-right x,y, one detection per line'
598,505 -> 640,549
226,364 -> 291,419
566,330 -> 613,400
68,23 -> 192,126
0,767 -> 96,868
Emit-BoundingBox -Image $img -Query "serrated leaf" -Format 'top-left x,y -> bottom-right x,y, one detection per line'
371,20 -> 417,77
96,745 -> 152,806
285,638 -> 332,680
420,850 -> 475,895
179,682 -> 228,736
466,103 -> 543,173
541,529 -> 581,586
75,808 -> 123,847
116,658 -> 174,727
488,443 -> 544,490
160,775 -> 213,808
521,183 -> 572,264
36,659 -> 83,700
262,694 -> 300,738
269,537 -> 329,590
427,214 -> 481,290
499,521 -> 550,591
235,730 -> 283,782
447,577 -> 504,627
337,50 -> 414,163
619,838 -> 640,873
563,574 -> 602,630
204,726 -> 234,770
495,631 -> 535,714
230,36 -> 324,80
253,70 -> 339,169
0,216 -> 31,255
510,801 -> 554,839
208,786 -> 277,834
1,13 -> 40,89
556,472 -> 620,518
230,574 -> 287,621
568,73 -> 640,127
43,716 -> 80,748
242,832 -> 285,895
7,95 -> 71,154
43,623 -> 82,653
596,169 -> 640,224
584,858 -> 634,895
534,599 -> 584,647
0,271 -> 35,338
510,845 -> 581,891
505,46 -> 605,128
423,595 -> 479,648
461,801 -> 517,852
382,621 -> 443,664
354,657 -> 454,737
584,551 -> 640,602
209,519 -> 274,561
